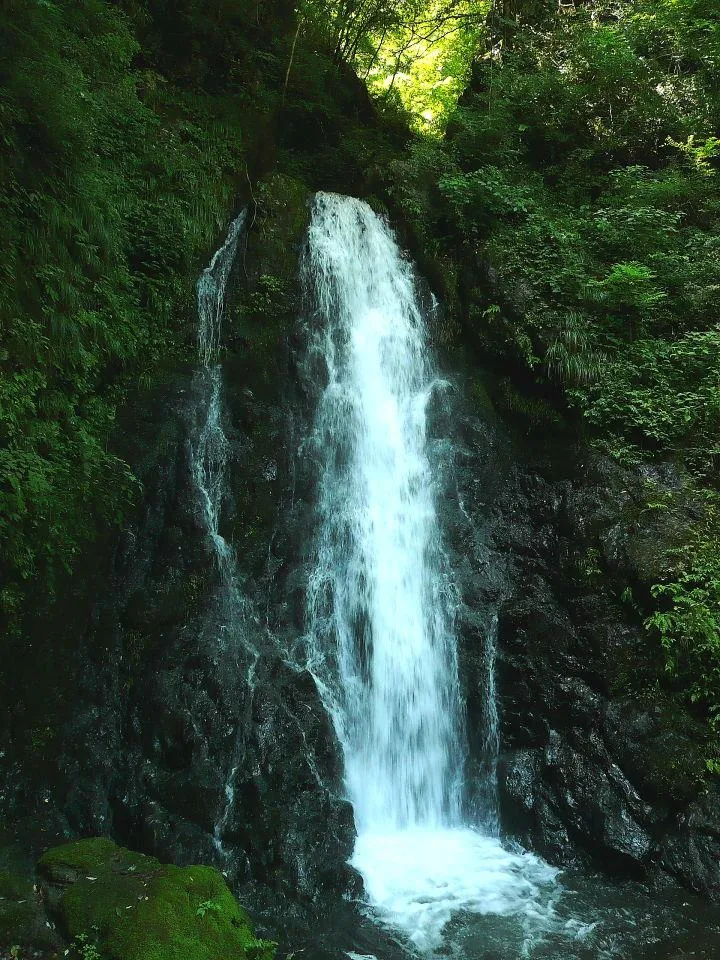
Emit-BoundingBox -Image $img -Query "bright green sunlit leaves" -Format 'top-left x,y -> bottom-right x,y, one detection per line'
298,0 -> 490,132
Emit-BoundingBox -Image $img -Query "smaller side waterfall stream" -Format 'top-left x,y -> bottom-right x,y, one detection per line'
193,211 -> 246,591
197,212 -> 245,368
189,211 -> 251,855
304,194 -> 557,952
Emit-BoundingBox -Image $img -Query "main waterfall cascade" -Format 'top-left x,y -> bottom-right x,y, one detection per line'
303,193 -> 557,951
304,192 -> 463,830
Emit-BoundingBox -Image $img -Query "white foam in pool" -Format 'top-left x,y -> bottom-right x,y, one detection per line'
353,827 -> 558,951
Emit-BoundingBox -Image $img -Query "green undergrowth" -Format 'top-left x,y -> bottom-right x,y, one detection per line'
0,0 -> 253,627
645,496 -> 720,752
226,174 -> 310,391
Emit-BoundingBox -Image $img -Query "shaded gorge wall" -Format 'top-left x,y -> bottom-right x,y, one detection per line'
2,171 -> 720,960
0,176 -> 361,943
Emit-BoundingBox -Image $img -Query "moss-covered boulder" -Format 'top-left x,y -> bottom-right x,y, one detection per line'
38,838 -> 274,960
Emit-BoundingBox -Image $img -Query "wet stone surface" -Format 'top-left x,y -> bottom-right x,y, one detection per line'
441,372 -> 720,899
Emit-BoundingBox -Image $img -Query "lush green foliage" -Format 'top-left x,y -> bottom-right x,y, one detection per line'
297,0 -> 489,130
454,2 -> 718,464
0,0 -> 288,621
359,0 -> 488,131
646,501 -> 720,744
458,0 -> 720,728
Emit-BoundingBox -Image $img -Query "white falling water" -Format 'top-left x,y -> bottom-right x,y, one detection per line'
305,192 -> 462,830
197,211 -> 246,368
193,211 -> 246,587
191,212 -> 248,855
478,613 -> 501,836
304,194 -> 557,952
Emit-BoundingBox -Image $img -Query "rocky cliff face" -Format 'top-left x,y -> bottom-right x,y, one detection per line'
2,172 -> 719,960
440,372 -> 720,900
0,176 -> 360,949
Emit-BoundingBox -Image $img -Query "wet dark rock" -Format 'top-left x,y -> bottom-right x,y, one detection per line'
447,375 -> 720,898
659,784 -> 720,899
0,176 -> 356,946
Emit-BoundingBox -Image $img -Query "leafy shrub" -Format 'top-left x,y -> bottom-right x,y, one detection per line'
646,510 -> 720,737
439,166 -> 538,235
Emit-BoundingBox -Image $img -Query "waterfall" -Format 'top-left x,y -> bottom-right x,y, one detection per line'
192,211 -> 246,590
197,212 -> 246,368
304,192 -> 462,831
304,194 -> 556,952
190,212 -> 248,855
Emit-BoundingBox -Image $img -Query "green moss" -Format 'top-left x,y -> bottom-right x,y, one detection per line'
231,173 -> 311,369
622,696 -> 710,803
39,839 -> 274,960
248,174 -> 311,315
0,871 -> 35,944
0,872 -> 31,901
470,380 -> 495,417
255,174 -> 312,251
364,194 -> 391,218
643,732 -> 709,802
39,837 -> 147,876
493,378 -> 563,431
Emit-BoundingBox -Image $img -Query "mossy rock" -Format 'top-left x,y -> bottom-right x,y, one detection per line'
255,174 -> 311,253
230,173 -> 311,371
493,378 -> 563,431
38,838 -> 274,960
